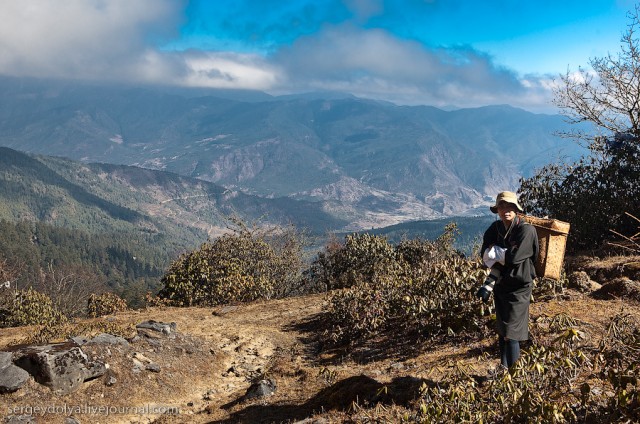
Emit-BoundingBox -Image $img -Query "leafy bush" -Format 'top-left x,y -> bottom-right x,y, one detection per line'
598,312 -> 640,421
325,255 -> 487,344
0,287 -> 67,328
325,266 -> 408,342
519,142 -> 640,250
317,224 -> 490,345
416,363 -> 489,422
307,233 -> 399,291
400,257 -> 488,334
23,320 -> 136,345
404,311 -> 640,424
87,292 -> 128,317
405,315 -> 593,424
308,223 -> 462,292
158,222 -> 305,306
533,272 -> 569,302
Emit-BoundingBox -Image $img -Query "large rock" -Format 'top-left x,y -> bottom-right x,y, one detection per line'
0,351 -> 30,393
13,342 -> 107,395
135,320 -> 177,341
136,320 -> 177,335
85,333 -> 129,346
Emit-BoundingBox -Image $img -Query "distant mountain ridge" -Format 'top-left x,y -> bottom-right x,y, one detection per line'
0,147 -> 345,244
0,76 -> 586,229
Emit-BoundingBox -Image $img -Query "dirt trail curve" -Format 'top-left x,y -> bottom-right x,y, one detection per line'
0,295 -> 329,424
1,290 -> 639,423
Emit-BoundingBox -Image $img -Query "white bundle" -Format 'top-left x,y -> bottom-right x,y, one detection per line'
483,245 -> 506,268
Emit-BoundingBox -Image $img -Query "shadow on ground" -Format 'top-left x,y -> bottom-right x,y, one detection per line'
207,374 -> 431,424
284,311 -> 490,365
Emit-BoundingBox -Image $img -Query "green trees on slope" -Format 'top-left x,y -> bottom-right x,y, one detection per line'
0,220 -> 169,306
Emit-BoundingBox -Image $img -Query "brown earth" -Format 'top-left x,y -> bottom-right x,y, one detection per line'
1,256 -> 640,424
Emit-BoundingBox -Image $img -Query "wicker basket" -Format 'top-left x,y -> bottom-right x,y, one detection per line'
521,215 -> 570,281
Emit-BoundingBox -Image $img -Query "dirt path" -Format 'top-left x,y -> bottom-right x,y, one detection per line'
0,295 -> 326,424
1,292 -> 639,423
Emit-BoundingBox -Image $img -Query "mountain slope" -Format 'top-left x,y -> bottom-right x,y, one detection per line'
0,147 -> 345,243
0,77 -> 587,227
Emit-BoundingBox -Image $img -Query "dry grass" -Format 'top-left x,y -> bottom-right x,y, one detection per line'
1,257 -> 639,423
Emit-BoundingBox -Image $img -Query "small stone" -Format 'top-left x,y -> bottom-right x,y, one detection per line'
568,271 -> 601,292
212,305 -> 239,316
71,336 -> 90,346
5,415 -> 36,424
146,363 -> 161,373
243,379 -> 276,400
0,352 -> 30,393
203,389 -> 216,400
132,358 -> 144,373
133,352 -> 152,363
0,366 -> 30,394
292,418 -> 330,424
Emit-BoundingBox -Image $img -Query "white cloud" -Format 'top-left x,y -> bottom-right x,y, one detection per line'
0,2 -> 556,112
272,25 -> 556,111
180,52 -> 281,90
0,0 -> 183,80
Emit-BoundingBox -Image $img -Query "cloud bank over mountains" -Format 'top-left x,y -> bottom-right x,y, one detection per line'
0,0 -> 565,112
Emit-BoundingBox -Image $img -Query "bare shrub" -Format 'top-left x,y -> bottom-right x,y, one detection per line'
33,263 -> 107,317
520,7 -> 640,250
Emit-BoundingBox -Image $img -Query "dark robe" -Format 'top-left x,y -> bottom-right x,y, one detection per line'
481,216 -> 539,341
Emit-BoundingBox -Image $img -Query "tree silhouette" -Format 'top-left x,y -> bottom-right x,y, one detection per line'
519,6 -> 640,250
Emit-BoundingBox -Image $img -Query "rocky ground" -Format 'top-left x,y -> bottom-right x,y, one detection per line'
1,254 -> 640,424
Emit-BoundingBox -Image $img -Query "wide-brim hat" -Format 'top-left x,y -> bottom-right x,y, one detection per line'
490,191 -> 524,213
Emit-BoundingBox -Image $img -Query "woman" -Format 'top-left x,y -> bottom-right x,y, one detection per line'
477,191 -> 539,368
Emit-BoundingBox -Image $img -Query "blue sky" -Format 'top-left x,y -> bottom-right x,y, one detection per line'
175,0 -> 630,75
0,0 -> 635,112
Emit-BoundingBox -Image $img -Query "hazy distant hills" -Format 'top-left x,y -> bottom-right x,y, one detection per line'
0,147 -> 345,246
0,76 -> 586,230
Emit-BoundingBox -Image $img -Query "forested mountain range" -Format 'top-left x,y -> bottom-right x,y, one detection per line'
0,146 -> 344,239
0,76 -> 585,302
0,146 -> 345,301
0,76 -> 587,229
